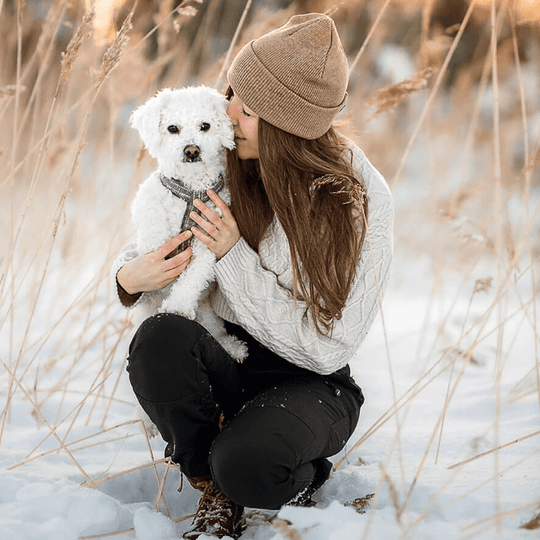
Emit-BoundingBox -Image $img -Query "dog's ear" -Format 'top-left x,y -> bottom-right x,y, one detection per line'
130,89 -> 172,158
209,91 -> 235,151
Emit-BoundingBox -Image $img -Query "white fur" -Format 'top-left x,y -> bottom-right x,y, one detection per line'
135,404 -> 160,438
130,86 -> 248,363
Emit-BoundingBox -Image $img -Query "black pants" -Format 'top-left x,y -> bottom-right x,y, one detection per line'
127,313 -> 364,510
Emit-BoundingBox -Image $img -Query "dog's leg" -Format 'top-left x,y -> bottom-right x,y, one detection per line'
196,297 -> 248,363
134,402 -> 160,439
160,239 -> 215,318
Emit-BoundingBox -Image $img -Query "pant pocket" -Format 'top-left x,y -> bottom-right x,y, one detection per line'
322,415 -> 351,457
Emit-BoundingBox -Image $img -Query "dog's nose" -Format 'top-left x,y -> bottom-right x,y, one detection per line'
183,145 -> 200,160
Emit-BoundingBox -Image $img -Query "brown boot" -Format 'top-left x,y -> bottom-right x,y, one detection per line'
183,477 -> 244,539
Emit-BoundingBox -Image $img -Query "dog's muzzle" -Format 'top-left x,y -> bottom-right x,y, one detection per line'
183,144 -> 202,163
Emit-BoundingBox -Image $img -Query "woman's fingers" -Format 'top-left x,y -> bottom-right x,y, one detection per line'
207,189 -> 235,222
193,198 -> 221,230
117,231 -> 196,295
156,230 -> 192,261
190,190 -> 241,259
162,245 -> 192,274
190,208 -> 218,239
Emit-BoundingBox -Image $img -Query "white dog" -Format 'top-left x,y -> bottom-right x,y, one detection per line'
130,86 -> 247,362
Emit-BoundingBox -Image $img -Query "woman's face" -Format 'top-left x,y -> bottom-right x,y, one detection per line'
227,94 -> 259,160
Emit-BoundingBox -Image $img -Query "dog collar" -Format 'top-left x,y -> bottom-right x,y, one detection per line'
159,174 -> 225,254
159,174 -> 224,203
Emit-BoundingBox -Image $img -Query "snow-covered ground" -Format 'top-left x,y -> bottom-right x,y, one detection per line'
1,234 -> 538,540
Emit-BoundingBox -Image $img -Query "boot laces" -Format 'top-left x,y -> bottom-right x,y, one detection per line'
184,482 -> 243,539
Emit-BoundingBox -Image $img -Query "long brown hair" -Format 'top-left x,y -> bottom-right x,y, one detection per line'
226,94 -> 369,335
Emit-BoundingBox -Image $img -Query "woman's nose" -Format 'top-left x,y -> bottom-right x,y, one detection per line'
227,102 -> 239,125
226,104 -> 235,122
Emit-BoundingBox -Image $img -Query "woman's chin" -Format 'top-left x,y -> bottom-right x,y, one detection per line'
236,148 -> 258,160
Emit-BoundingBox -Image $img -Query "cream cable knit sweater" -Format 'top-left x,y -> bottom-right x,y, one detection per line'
112,142 -> 394,376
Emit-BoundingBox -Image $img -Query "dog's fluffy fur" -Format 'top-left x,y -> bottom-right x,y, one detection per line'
130,86 -> 247,362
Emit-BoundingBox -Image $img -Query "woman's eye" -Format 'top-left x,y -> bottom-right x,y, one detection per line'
167,125 -> 179,134
241,108 -> 251,117
200,123 -> 211,132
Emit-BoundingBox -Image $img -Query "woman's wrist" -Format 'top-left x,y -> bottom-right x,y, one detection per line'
115,265 -> 143,308
117,263 -> 140,296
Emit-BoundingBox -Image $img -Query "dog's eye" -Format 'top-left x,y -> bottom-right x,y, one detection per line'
167,125 -> 180,134
200,123 -> 211,132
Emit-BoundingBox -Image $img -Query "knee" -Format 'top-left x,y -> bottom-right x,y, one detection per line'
127,314 -> 206,401
210,412 -> 309,509
210,433 -> 286,509
128,313 -> 202,371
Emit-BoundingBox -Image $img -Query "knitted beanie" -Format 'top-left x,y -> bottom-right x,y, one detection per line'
227,13 -> 349,140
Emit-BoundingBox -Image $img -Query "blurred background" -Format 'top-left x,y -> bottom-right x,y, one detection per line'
0,1 -> 539,533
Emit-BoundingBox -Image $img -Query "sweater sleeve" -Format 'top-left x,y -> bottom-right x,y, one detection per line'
111,242 -> 145,309
214,179 -> 394,375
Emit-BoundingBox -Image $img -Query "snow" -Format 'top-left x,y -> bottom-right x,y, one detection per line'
375,44 -> 416,84
1,241 -> 538,540
133,507 -> 178,540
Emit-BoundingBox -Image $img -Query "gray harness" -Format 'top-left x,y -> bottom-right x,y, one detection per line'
159,174 -> 225,255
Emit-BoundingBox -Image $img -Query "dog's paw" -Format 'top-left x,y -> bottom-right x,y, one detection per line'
221,336 -> 248,363
143,421 -> 160,439
159,301 -> 196,320
135,404 -> 160,439
180,308 -> 197,320
235,340 -> 249,363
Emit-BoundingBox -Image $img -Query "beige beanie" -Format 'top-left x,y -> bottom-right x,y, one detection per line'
227,13 -> 349,140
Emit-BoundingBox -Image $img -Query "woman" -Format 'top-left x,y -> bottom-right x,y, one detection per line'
113,13 -> 394,539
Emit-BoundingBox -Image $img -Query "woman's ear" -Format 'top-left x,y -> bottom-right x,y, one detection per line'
130,89 -> 172,158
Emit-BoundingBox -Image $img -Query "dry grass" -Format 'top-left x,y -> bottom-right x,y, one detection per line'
0,0 -> 539,538
368,66 -> 438,119
272,518 -> 304,540
521,507 -> 540,530
59,10 -> 96,88
522,143 -> 540,175
344,493 -> 376,514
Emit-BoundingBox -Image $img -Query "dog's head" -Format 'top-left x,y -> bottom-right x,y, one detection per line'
130,86 -> 235,174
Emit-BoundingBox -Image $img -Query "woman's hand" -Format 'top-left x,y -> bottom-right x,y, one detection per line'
117,231 -> 193,295
190,189 -> 241,260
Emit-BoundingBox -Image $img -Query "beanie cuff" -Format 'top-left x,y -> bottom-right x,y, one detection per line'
228,41 -> 347,140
